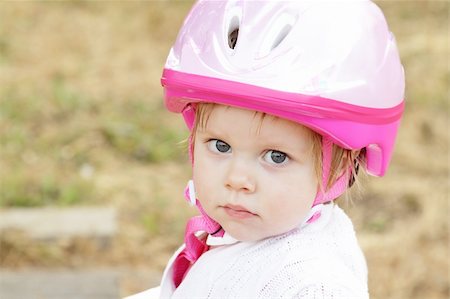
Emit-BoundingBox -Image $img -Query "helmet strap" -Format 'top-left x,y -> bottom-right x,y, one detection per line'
312,136 -> 350,206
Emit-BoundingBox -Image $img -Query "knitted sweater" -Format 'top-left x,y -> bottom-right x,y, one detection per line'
127,204 -> 368,299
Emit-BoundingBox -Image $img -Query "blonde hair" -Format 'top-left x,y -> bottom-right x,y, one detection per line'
192,103 -> 364,197
290,124 -> 364,195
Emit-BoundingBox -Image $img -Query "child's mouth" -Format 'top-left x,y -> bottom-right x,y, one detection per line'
222,204 -> 258,219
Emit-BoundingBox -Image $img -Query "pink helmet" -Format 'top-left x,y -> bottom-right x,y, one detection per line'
161,0 -> 405,178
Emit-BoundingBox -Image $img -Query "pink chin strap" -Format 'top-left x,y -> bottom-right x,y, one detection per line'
313,137 -> 351,205
172,127 -> 350,287
172,186 -> 223,288
306,136 -> 351,222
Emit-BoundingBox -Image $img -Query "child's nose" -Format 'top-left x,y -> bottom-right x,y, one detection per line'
224,158 -> 256,193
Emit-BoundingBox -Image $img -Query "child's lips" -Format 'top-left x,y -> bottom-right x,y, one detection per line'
222,204 -> 258,219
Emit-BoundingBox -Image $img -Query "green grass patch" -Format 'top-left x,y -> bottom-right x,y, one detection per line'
101,100 -> 187,163
0,172 -> 94,207
0,88 -> 42,124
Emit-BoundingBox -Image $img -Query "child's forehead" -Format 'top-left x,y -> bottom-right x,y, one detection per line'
198,104 -> 312,140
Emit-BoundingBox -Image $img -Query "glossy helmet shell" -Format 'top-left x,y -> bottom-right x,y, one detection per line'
161,0 -> 405,176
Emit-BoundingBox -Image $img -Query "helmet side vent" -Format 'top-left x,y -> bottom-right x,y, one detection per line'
257,12 -> 296,58
228,16 -> 240,50
271,24 -> 292,50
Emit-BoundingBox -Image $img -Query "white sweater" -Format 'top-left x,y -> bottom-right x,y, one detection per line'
127,204 -> 369,299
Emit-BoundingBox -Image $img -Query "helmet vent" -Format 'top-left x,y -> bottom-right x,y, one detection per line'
258,12 -> 296,58
228,16 -> 240,50
228,28 -> 239,49
271,24 -> 292,50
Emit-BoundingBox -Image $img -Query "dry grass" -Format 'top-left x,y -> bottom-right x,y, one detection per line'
0,1 -> 448,298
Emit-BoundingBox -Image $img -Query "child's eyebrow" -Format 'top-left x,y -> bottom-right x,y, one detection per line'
195,126 -> 229,139
261,139 -> 310,154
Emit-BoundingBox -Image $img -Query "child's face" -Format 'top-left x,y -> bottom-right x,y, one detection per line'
193,105 -> 318,242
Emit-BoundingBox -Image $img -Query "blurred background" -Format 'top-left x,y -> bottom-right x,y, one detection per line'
0,1 -> 448,298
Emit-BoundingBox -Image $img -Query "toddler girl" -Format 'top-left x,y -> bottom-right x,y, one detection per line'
127,0 -> 404,298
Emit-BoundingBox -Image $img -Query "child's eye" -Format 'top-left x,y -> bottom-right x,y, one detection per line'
207,139 -> 232,153
263,150 -> 289,165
